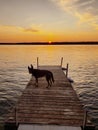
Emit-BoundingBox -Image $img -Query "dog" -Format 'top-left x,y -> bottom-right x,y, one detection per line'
28,64 -> 54,87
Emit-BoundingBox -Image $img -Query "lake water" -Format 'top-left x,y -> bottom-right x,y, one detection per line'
0,45 -> 98,126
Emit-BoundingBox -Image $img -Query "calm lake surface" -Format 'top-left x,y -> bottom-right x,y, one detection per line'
0,45 -> 98,126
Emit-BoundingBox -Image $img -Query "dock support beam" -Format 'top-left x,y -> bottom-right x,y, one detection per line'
37,57 -> 39,69
15,106 -> 18,127
61,57 -> 69,78
61,57 -> 63,67
83,110 -> 88,130
4,107 -> 18,130
66,63 -> 69,77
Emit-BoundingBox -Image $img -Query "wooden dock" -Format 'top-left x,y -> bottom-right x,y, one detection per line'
5,64 -> 93,129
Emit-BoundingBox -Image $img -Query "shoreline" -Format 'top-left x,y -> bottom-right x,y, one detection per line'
0,42 -> 98,45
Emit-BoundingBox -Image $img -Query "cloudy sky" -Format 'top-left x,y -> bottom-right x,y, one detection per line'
0,0 -> 98,43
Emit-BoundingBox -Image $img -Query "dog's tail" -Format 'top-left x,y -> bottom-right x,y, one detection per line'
51,73 -> 54,83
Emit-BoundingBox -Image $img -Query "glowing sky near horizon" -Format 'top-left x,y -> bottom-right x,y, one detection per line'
0,0 -> 98,43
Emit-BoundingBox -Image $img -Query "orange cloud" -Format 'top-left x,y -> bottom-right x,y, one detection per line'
0,24 -> 20,30
75,12 -> 94,23
91,22 -> 98,30
0,24 -> 41,33
75,12 -> 98,30
22,27 -> 39,33
52,0 -> 98,30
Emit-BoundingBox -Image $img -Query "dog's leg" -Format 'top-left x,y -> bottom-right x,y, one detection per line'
35,78 -> 38,87
46,76 -> 50,88
49,78 -> 52,86
47,81 -> 50,88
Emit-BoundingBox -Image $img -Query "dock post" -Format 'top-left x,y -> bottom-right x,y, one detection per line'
83,110 -> 88,130
66,63 -> 69,77
15,106 -> 18,127
37,57 -> 39,69
61,57 -> 63,67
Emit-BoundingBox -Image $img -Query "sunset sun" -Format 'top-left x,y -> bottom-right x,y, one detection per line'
48,41 -> 52,44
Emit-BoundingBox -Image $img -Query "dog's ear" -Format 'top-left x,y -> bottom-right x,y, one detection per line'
31,64 -> 33,69
28,66 -> 30,69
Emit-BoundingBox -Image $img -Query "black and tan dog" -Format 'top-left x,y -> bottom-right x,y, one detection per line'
28,65 -> 54,87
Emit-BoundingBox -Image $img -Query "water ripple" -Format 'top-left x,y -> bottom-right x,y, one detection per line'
0,45 -> 98,126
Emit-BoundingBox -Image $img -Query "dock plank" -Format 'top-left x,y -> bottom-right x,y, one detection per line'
5,66 -> 84,126
18,124 -> 81,130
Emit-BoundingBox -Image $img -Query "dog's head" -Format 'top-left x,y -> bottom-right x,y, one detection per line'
28,64 -> 34,74
31,64 -> 33,69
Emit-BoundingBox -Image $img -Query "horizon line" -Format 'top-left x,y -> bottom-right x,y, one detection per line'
0,41 -> 98,45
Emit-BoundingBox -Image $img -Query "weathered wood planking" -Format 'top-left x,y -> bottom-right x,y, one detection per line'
5,66 -> 84,126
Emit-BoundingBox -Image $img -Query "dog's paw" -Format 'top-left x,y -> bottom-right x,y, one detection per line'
46,86 -> 50,89
35,84 -> 38,87
34,83 -> 38,87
